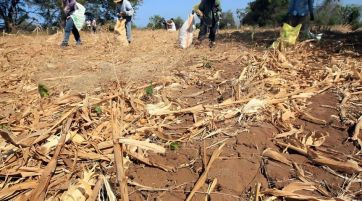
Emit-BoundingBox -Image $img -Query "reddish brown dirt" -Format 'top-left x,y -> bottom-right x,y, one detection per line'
122,91 -> 360,200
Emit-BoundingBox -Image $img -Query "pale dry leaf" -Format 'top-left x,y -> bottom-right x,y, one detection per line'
262,148 -> 292,166
119,138 -> 166,154
60,168 -> 97,201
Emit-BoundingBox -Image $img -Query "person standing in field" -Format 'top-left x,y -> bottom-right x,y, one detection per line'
194,0 -> 222,48
114,0 -> 134,44
288,0 -> 315,38
167,19 -> 177,31
61,0 -> 81,47
92,19 -> 97,33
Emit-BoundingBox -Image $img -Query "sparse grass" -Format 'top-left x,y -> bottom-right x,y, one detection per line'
0,124 -> 9,130
170,141 -> 181,151
38,83 -> 49,98
94,106 -> 102,115
202,57 -> 213,69
145,84 -> 154,96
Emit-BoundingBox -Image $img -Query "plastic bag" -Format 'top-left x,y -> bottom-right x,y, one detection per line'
114,19 -> 129,46
70,3 -> 86,31
272,23 -> 302,49
179,14 -> 196,49
280,23 -> 302,45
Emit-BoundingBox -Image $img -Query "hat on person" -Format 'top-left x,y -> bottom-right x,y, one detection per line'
114,0 -> 123,3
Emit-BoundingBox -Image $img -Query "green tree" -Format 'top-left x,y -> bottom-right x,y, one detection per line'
1,0 -> 144,32
0,0 -> 28,32
146,15 -> 165,29
315,0 -> 361,29
219,10 -> 236,29
173,17 -> 184,29
236,8 -> 248,27
242,0 -> 289,26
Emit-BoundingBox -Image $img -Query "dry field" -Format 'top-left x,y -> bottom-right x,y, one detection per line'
0,29 -> 362,201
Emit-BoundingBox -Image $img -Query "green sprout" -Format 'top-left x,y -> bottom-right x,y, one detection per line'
145,84 -> 154,96
203,61 -> 212,69
38,84 -> 49,98
94,106 -> 102,115
170,141 -> 181,151
0,124 -> 9,130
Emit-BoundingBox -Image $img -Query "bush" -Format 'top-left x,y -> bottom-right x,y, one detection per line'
146,15 -> 165,29
173,17 -> 184,30
315,3 -> 361,30
242,0 -> 361,29
219,10 -> 237,29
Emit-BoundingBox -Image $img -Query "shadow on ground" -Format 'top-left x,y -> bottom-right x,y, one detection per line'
218,30 -> 279,48
218,29 -> 362,55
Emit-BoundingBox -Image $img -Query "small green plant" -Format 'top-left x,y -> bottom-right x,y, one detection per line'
94,106 -> 102,115
38,84 -> 49,98
202,57 -> 213,69
0,124 -> 9,130
203,61 -> 212,69
145,84 -> 154,96
170,141 -> 181,151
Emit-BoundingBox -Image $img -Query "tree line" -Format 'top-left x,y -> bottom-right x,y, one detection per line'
239,0 -> 361,29
0,0 -> 143,32
146,10 -> 237,30
1,0 -> 238,32
1,0 -> 360,33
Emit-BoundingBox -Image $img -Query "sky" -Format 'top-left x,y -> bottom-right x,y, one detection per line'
134,0 -> 362,27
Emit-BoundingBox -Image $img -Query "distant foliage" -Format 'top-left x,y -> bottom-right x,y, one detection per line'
0,0 -> 144,32
146,15 -> 165,29
219,10 -> 236,29
146,15 -> 184,30
236,8 -> 247,26
0,0 -> 28,32
173,17 -> 184,30
315,2 -> 361,29
242,0 -> 289,27
242,0 -> 361,29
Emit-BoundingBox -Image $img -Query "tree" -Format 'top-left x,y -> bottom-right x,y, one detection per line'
242,0 -> 288,26
173,17 -> 184,29
219,10 -> 236,29
80,0 -> 143,24
315,0 -> 361,29
0,0 -> 25,32
341,5 -> 361,27
241,0 -> 360,28
146,15 -> 165,29
236,8 -> 247,27
29,0 -> 63,27
0,0 -> 144,32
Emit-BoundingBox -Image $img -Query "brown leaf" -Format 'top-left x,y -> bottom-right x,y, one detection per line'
0,181 -> 37,200
262,148 -> 292,166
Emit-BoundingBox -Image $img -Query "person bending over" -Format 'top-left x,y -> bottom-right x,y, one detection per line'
115,0 -> 134,44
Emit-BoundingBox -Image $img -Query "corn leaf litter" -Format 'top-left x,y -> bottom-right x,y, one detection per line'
145,102 -> 172,115
264,182 -> 336,201
60,167 -> 97,201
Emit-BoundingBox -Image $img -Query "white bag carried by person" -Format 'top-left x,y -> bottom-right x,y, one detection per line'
179,13 -> 196,49
71,3 -> 86,31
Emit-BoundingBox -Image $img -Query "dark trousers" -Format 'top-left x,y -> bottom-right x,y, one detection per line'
198,19 -> 218,42
289,15 -> 309,35
62,17 -> 81,44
